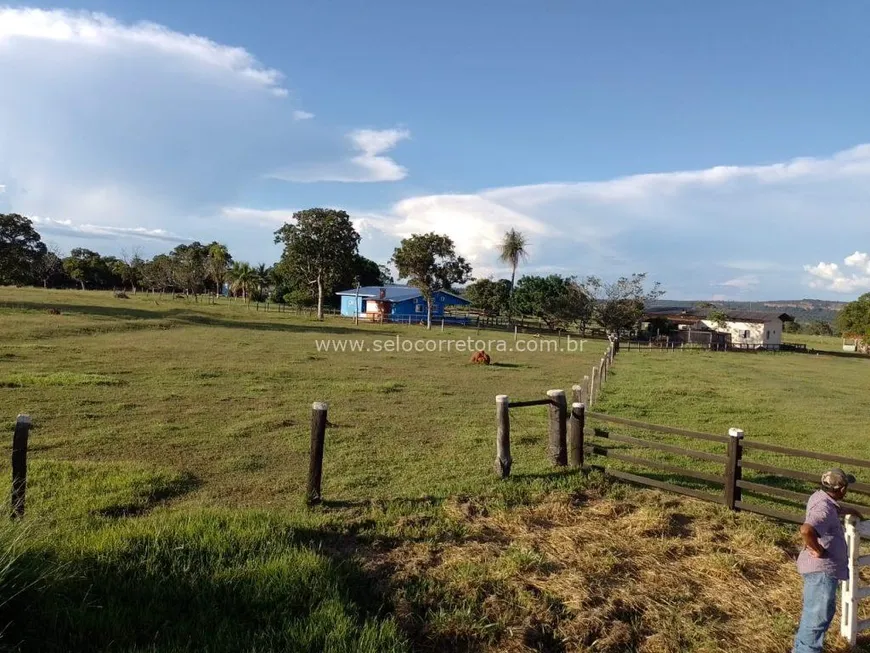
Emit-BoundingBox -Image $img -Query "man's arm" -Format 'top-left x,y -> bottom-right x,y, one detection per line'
838,504 -> 863,519
800,523 -> 827,558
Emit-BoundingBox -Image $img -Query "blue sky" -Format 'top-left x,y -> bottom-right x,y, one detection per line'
2,2 -> 870,299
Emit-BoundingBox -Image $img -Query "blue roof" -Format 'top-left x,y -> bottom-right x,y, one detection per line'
336,285 -> 469,304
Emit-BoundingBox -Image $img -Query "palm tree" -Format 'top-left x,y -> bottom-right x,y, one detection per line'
499,229 -> 529,323
228,261 -> 254,302
254,263 -> 271,297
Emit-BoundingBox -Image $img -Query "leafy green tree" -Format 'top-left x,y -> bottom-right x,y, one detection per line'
499,229 -> 528,323
339,255 -> 391,290
0,213 -> 46,286
141,254 -> 174,293
805,320 -> 835,336
513,275 -> 591,331
707,309 -> 730,330
783,320 -> 802,334
169,242 -> 209,299
63,248 -> 103,290
837,294 -> 870,338
391,233 -> 473,329
274,209 -> 361,320
584,273 -> 664,336
466,278 -> 512,318
284,287 -> 315,308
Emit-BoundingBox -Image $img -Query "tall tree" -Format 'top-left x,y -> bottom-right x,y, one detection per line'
62,248 -> 102,290
0,214 -> 47,286
206,242 -> 232,296
499,229 -> 528,323
33,245 -> 64,289
120,248 -> 145,293
169,242 -> 209,300
274,208 -> 361,320
584,273 -> 665,336
391,233 -> 473,329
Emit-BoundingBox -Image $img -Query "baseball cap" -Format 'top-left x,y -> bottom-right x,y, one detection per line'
821,468 -> 857,490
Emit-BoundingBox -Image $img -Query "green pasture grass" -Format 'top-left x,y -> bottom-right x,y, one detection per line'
2,287 -> 869,651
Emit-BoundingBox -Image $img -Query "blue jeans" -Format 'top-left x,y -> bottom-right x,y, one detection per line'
793,572 -> 839,653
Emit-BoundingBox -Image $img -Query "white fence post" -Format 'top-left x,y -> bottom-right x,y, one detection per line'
841,515 -> 860,645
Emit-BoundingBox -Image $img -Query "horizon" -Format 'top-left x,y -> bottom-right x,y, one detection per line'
2,3 -> 870,301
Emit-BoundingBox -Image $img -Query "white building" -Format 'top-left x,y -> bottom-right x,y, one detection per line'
644,308 -> 795,350
698,312 -> 792,349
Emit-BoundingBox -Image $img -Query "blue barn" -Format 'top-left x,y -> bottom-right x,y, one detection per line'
336,285 -> 470,324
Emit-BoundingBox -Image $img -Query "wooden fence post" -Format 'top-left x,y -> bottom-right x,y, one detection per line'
589,367 -> 598,407
568,402 -> 585,468
547,390 -> 568,466
11,414 -> 30,519
495,395 -> 512,478
582,375 -> 590,404
724,427 -> 744,510
600,357 -> 606,383
572,384 -> 583,405
306,402 -> 328,505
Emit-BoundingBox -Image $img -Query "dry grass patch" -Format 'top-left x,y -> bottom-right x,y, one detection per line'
375,487 -> 863,653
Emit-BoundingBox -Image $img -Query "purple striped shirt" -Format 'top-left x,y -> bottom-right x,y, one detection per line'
796,490 -> 848,581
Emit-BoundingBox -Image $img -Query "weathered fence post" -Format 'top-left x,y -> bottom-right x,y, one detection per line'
572,384 -> 583,405
547,390 -> 568,466
568,402 -> 585,468
841,515 -> 860,645
514,325 -> 518,342
582,375 -> 590,405
11,414 -> 30,519
589,367 -> 598,407
600,357 -> 606,383
306,402 -> 328,505
724,427 -> 744,510
494,395 -> 512,478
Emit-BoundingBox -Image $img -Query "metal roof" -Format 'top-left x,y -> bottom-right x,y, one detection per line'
335,285 -> 469,304
644,307 -> 794,323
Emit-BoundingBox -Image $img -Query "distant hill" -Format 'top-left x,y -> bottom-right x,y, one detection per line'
649,299 -> 846,325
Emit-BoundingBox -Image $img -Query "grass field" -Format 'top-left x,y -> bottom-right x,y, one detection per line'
1,288 -> 868,652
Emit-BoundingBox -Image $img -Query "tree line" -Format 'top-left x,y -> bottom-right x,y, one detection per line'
2,210 -> 663,332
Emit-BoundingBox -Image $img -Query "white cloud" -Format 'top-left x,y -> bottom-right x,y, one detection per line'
349,144 -> 870,296
0,8 -> 287,96
0,7 -> 409,257
220,206 -> 297,226
31,216 -> 186,243
718,275 -> 760,290
804,252 -> 870,293
270,128 -> 410,182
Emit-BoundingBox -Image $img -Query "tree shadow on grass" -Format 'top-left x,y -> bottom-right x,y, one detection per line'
0,300 -> 399,336
3,516 -> 411,653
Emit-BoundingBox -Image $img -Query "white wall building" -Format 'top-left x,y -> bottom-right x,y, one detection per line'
699,314 -> 789,349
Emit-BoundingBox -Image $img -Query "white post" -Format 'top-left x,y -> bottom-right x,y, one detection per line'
514,325 -> 518,341
441,319 -> 444,331
841,515 -> 859,645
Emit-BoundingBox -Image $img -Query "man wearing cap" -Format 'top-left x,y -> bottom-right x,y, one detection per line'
793,468 -> 862,653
